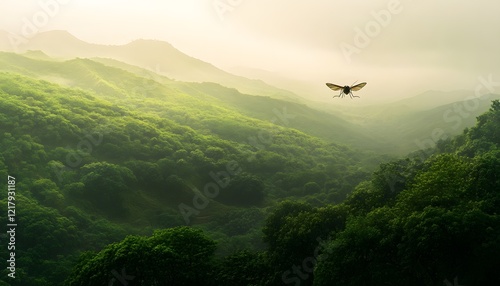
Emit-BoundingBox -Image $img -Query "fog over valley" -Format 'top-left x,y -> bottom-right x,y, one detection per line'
0,1 -> 499,285
2,0 -> 500,103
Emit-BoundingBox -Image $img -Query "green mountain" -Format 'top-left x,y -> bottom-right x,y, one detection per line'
1,32 -> 498,285
0,51 -> 386,152
390,89 -> 476,110
2,49 -> 497,157
0,51 -> 389,284
3,30 -> 496,155
0,30 -> 304,101
313,90 -> 500,154
61,99 -> 500,286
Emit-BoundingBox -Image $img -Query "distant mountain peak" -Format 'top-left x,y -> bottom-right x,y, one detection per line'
128,38 -> 174,46
37,29 -> 75,37
123,38 -> 181,54
30,30 -> 84,43
391,89 -> 474,110
0,30 -> 303,101
23,50 -> 51,60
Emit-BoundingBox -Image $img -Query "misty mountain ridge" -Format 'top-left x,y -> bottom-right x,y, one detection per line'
0,51 -> 384,153
391,89 -> 479,110
1,30 -> 489,111
0,30 -> 304,102
1,30 -> 498,155
1,31 -> 499,286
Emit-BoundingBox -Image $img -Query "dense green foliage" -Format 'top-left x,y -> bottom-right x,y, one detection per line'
313,101 -> 500,286
66,227 -> 217,285
0,53 -> 382,285
0,51 -> 498,285
65,100 -> 500,286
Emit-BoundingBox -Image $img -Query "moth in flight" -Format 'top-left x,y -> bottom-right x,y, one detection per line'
326,82 -> 367,99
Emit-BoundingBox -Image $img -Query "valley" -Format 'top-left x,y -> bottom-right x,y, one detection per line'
0,31 -> 499,285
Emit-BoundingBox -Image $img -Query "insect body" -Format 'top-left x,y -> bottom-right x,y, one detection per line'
326,82 -> 367,98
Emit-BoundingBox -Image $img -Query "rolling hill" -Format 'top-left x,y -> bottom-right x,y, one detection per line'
313,90 -> 500,154
1,31 -> 499,285
0,50 -> 393,285
3,30 -> 497,155
0,51 -> 386,152
0,30 -> 304,101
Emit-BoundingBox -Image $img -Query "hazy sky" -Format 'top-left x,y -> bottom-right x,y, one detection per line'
1,0 -> 500,102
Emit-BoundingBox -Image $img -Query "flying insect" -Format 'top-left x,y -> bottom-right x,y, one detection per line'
326,82 -> 367,99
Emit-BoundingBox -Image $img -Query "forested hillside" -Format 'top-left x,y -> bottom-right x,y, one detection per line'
0,52 -> 387,151
0,54 -> 383,285
0,30 -> 305,102
65,100 -> 500,286
0,49 -> 498,285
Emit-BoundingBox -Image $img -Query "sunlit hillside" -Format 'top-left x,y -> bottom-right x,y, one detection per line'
0,42 -> 499,284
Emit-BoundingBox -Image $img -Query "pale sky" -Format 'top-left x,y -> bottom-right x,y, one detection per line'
1,0 -> 500,102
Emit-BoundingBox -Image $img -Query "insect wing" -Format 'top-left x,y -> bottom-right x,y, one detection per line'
350,82 -> 366,91
326,83 -> 343,91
